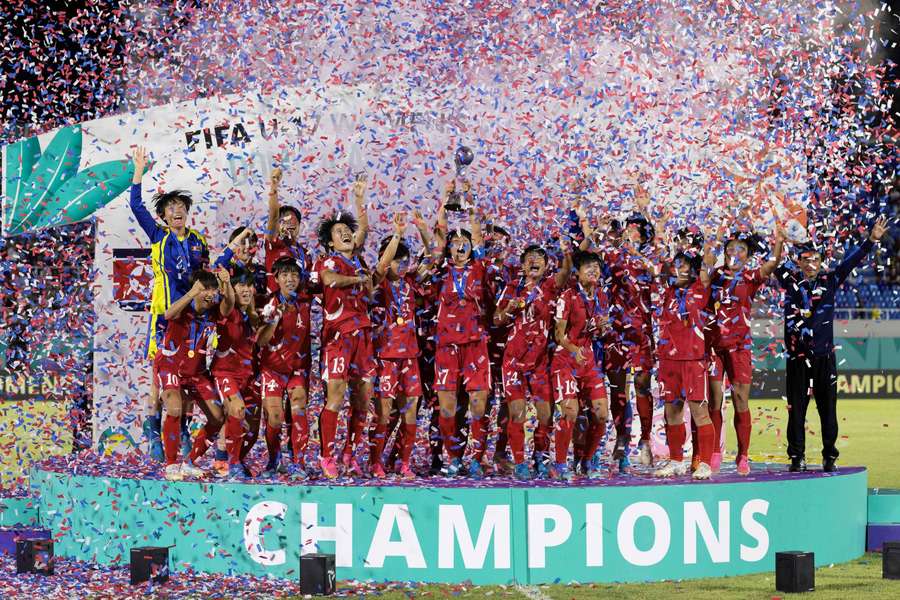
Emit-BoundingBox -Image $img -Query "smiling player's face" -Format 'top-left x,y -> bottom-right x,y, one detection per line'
523,252 -> 547,281
164,200 -> 188,231
234,282 -> 254,307
330,223 -> 355,254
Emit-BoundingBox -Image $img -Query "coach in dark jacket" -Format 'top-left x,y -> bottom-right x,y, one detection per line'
775,216 -> 887,472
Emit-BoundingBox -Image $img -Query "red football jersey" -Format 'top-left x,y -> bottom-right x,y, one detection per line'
372,274 -> 420,359
435,258 -> 489,347
265,237 -> 313,294
657,279 -> 711,360
603,248 -> 654,339
211,307 -> 257,377
500,275 -> 558,367
486,262 -> 518,349
314,253 -> 372,340
554,284 -> 608,357
708,267 -> 765,350
157,305 -> 218,377
258,292 -> 312,374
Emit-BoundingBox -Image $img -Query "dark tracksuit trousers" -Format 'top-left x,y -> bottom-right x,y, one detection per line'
785,353 -> 838,461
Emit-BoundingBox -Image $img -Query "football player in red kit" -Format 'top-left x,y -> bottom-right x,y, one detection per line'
551,250 -> 609,480
433,204 -> 492,478
494,241 -> 572,479
654,250 -> 715,480
706,228 -> 784,474
207,267 -> 271,479
601,184 -> 660,473
369,213 -> 427,479
265,167 -> 316,293
483,223 -> 516,474
312,176 -> 372,479
256,257 -> 314,479
156,270 -> 222,481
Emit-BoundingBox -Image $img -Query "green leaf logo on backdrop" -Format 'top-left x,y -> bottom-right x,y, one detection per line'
3,125 -> 133,236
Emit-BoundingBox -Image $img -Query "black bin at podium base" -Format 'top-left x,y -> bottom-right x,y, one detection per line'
16,539 -> 54,575
130,546 -> 170,585
884,541 -> 900,579
776,551 -> 815,593
300,552 -> 336,595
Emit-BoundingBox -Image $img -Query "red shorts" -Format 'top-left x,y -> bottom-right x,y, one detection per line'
502,356 -> 551,403
260,368 -> 308,398
157,371 -> 218,404
323,329 -> 376,381
434,339 -> 491,392
551,352 -> 607,404
658,359 -> 708,403
709,347 -> 753,385
213,371 -> 254,399
604,333 -> 654,373
378,357 -> 423,399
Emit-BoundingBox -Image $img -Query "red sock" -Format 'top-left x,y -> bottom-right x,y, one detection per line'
240,409 -> 260,460
345,407 -> 367,457
710,406 -> 723,454
585,417 -> 606,459
188,421 -> 221,463
470,417 -> 486,461
690,415 -> 699,459
264,421 -> 280,465
555,419 -> 574,464
697,421 -> 714,465
534,422 -> 551,454
666,422 -> 686,462
369,423 -> 388,466
609,390 -> 629,442
226,416 -> 244,465
507,420 -> 525,464
290,410 -> 308,464
163,415 -> 181,465
438,415 -> 459,458
636,393 -> 652,442
735,410 -> 752,458
319,408 -> 338,459
401,423 -> 417,463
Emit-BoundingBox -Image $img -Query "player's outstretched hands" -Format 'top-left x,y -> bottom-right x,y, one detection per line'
394,211 -> 408,234
216,266 -> 231,286
131,146 -> 149,184
228,228 -> 254,251
869,215 -> 889,242
270,167 -> 282,189
353,173 -> 368,201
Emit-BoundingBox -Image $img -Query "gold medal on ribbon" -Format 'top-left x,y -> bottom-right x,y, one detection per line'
397,317 -> 405,326
188,350 -> 196,358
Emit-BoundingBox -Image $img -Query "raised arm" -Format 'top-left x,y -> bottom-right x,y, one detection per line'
217,267 -> 235,316
375,212 -> 408,282
832,215 -> 886,285
213,228 -> 254,270
352,174 -> 369,248
164,280 -> 204,320
759,227 -> 786,278
266,168 -> 282,242
555,238 -> 574,289
469,202 -> 484,250
411,209 -> 436,261
129,146 -> 161,240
